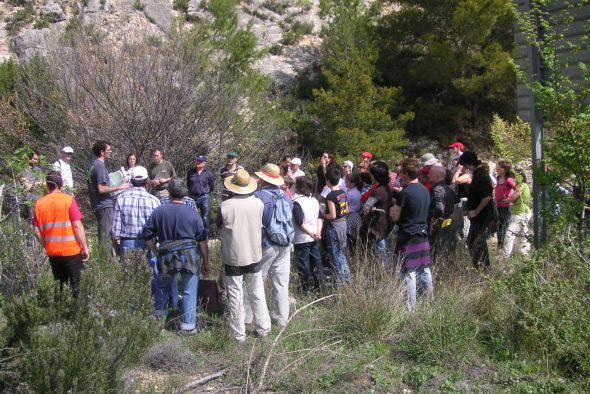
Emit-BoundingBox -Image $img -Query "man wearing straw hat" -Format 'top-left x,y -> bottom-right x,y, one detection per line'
249,163 -> 293,327
217,169 -> 271,342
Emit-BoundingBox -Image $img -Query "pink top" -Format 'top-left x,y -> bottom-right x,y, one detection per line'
495,177 -> 516,207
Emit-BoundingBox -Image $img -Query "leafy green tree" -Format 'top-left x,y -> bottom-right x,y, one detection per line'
296,0 -> 411,160
377,0 -> 516,140
515,0 -> 590,242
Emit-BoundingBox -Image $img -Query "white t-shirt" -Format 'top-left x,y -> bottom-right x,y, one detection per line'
53,159 -> 73,189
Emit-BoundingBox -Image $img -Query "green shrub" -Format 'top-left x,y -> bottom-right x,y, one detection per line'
489,114 -> 531,164
263,0 -> 289,14
173,0 -> 189,12
0,59 -> 20,98
33,16 -> 49,30
496,243 -> 590,376
1,252 -> 161,392
395,283 -> 483,365
268,43 -> 283,55
133,0 -> 145,11
5,1 -> 35,35
328,263 -> 405,342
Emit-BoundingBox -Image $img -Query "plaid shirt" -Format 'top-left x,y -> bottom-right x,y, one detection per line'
160,196 -> 198,211
111,187 -> 161,239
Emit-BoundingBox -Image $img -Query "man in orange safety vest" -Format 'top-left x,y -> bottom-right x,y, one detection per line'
33,171 -> 89,296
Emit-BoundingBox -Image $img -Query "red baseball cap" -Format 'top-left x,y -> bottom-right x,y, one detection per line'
361,151 -> 373,159
448,142 -> 464,151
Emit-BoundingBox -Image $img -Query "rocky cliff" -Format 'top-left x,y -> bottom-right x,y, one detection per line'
0,0 -> 324,85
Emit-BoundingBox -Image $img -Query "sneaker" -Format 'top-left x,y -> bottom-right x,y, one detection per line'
179,328 -> 197,336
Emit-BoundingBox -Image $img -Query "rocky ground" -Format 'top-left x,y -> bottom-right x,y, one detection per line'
0,0 -> 325,85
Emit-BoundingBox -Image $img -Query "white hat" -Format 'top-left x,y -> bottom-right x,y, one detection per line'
291,157 -> 302,166
62,146 -> 74,154
132,166 -> 148,181
343,160 -> 354,169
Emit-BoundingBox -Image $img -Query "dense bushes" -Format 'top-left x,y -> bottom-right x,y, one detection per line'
0,247 -> 161,392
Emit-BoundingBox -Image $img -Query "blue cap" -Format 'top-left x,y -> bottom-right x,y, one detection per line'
196,155 -> 207,162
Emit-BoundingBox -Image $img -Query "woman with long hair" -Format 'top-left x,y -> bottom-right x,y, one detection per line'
123,151 -> 138,182
495,160 -> 516,248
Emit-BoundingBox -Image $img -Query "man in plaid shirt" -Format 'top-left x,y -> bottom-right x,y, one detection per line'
111,166 -> 161,291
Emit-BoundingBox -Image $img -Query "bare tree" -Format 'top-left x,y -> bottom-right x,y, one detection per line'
17,25 -> 293,186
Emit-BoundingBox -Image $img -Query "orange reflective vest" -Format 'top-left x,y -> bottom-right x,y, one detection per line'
34,192 -> 82,257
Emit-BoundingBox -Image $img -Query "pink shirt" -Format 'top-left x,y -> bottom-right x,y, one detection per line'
495,177 -> 516,208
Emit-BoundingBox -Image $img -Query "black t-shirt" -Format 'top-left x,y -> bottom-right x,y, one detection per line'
397,182 -> 430,235
467,166 -> 493,217
325,189 -> 348,220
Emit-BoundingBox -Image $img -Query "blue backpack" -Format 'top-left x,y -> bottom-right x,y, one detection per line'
262,190 -> 295,246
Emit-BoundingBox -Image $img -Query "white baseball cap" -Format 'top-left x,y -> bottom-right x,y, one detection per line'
133,166 -> 148,181
62,146 -> 74,154
291,157 -> 302,166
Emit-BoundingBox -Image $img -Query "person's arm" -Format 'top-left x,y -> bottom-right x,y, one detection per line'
315,218 -> 323,240
146,239 -> 159,256
97,183 -> 130,194
208,170 -> 215,191
111,201 -> 122,255
431,187 -> 445,219
468,196 -> 492,218
324,199 -> 337,221
199,240 -> 209,277
215,206 -> 223,227
33,225 -> 44,247
506,189 -> 522,204
72,220 -> 90,262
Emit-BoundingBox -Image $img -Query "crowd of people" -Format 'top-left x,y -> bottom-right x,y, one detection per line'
27,139 -> 532,341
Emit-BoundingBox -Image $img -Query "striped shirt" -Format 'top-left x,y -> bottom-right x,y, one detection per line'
159,196 -> 199,212
111,187 -> 161,239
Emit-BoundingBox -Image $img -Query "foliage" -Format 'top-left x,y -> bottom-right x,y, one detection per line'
5,1 -> 35,35
16,25 -> 289,180
134,0 -> 145,11
33,16 -> 49,29
280,21 -> 313,45
0,59 -> 20,98
489,114 -> 531,163
172,0 -> 188,12
514,0 -> 590,240
492,240 -> 590,376
0,252 -> 160,392
376,0 -> 516,140
294,0 -> 410,160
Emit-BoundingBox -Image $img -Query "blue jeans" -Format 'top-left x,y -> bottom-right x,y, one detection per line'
373,238 -> 388,265
294,241 -> 325,291
496,206 -> 512,247
401,267 -> 433,311
120,239 -> 178,307
193,194 -> 210,238
154,268 -> 200,330
325,225 -> 351,284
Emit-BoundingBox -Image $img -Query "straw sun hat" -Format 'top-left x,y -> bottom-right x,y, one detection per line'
254,163 -> 284,186
224,168 -> 258,195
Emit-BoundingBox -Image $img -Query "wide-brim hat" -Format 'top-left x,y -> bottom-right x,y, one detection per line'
224,168 -> 258,194
255,163 -> 284,186
420,153 -> 438,166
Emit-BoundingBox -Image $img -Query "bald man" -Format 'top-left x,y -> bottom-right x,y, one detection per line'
427,165 -> 458,263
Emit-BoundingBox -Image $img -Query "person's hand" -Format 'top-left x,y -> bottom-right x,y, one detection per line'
313,232 -> 322,241
81,247 -> 90,262
502,198 -> 511,204
112,240 -> 120,256
320,156 -> 327,168
201,261 -> 210,277
390,205 -> 401,222
468,210 -> 477,219
160,178 -> 171,185
119,182 -> 132,190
